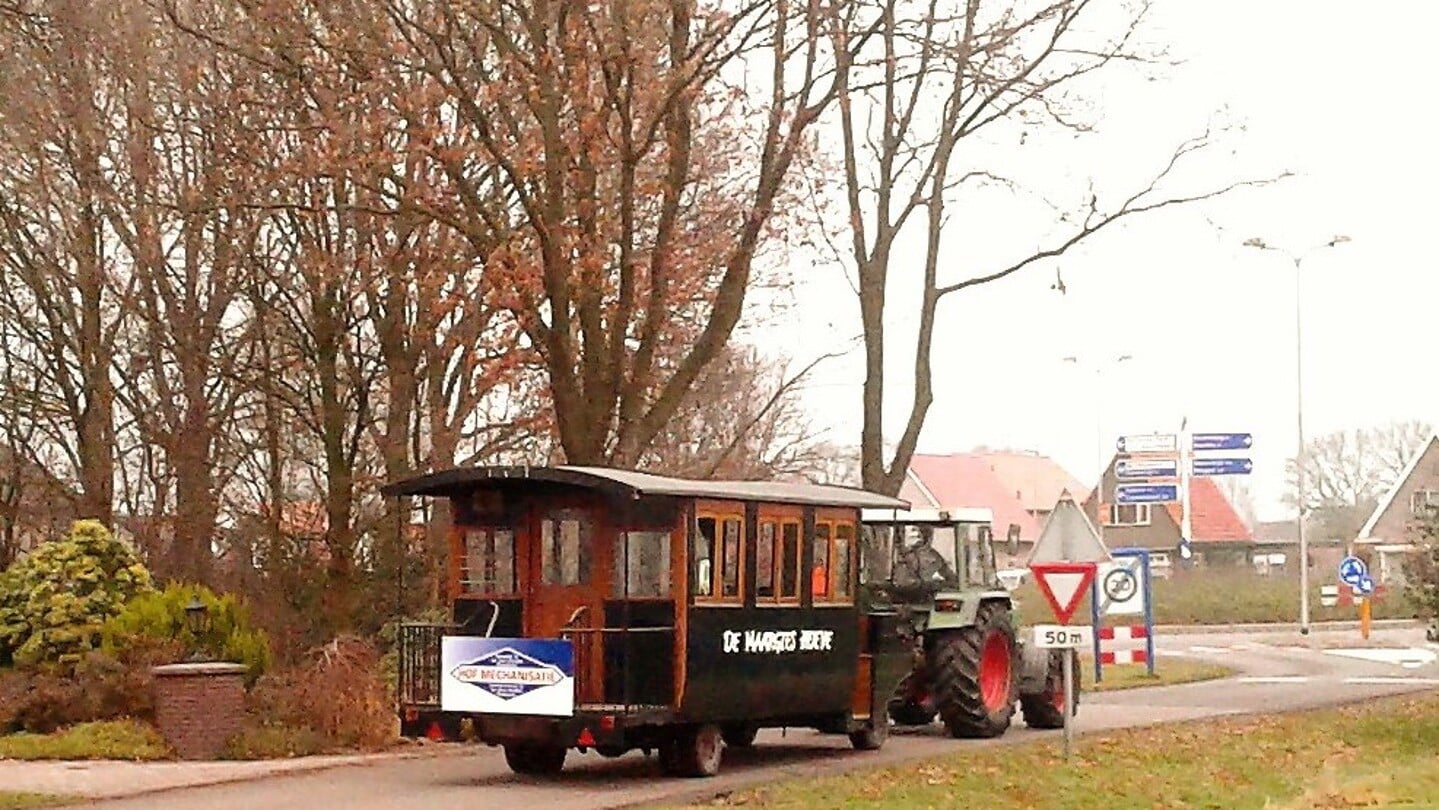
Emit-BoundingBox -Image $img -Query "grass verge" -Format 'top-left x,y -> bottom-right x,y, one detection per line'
0,720 -> 171,761
0,794 -> 62,810
675,691 -> 1439,809
1011,570 -> 1419,627
1082,658 -> 1233,692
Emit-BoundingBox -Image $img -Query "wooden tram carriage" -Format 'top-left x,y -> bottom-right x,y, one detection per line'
385,465 -> 913,777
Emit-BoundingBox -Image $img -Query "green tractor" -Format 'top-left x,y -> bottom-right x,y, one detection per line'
860,507 -> 1076,738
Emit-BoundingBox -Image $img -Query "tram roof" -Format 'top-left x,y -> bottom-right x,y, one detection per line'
380,464 -> 909,510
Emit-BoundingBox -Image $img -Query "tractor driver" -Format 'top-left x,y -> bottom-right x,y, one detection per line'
896,526 -> 956,585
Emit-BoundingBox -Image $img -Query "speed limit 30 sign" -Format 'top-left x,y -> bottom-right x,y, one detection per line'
1098,556 -> 1146,616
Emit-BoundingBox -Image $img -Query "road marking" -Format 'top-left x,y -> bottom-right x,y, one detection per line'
1342,677 -> 1439,685
1235,676 -> 1310,684
1324,647 -> 1438,668
1189,645 -> 1230,654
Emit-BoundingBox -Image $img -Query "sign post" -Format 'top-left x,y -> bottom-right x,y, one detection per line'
1026,491 -> 1110,761
1093,548 -> 1155,677
1338,555 -> 1376,640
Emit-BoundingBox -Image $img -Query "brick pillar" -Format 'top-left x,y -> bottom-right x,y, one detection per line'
151,662 -> 248,760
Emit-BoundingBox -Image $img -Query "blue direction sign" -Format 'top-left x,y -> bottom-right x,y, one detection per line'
1192,457 -> 1254,476
1356,575 -> 1376,596
1116,458 -> 1179,480
1115,483 -> 1179,504
1192,432 -> 1253,452
1338,555 -> 1368,587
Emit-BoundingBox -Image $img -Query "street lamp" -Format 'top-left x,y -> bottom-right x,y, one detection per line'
1062,353 -> 1134,528
1243,234 -> 1350,636
183,596 -> 211,662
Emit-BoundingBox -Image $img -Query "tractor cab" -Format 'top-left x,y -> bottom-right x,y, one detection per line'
860,507 -> 1007,616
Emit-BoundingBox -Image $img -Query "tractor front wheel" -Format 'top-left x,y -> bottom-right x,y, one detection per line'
929,602 -> 1017,739
1021,649 -> 1081,729
887,672 -> 937,726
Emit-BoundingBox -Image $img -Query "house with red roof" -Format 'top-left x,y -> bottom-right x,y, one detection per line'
898,450 -> 1086,567
1082,455 -> 1256,570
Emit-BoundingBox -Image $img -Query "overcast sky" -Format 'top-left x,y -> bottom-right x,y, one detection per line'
756,0 -> 1439,521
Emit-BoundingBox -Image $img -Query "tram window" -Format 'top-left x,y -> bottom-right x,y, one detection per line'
812,522 -> 832,599
615,530 -> 671,598
833,523 -> 854,599
541,511 -> 588,586
721,518 -> 743,598
779,521 -> 800,600
460,528 -> 516,595
692,517 -> 716,597
756,521 -> 777,599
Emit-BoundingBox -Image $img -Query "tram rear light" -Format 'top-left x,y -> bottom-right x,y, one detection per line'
599,715 -> 616,731
934,599 -> 962,612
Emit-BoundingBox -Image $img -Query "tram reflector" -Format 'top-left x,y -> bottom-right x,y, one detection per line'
576,728 -> 597,747
425,721 -> 445,741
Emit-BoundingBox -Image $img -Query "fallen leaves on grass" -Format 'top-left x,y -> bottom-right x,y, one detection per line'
679,692 -> 1439,810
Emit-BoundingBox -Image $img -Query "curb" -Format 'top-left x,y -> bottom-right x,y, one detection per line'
6,743 -> 474,805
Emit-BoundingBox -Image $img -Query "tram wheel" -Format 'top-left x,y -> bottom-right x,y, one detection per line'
503,743 -> 567,776
721,723 -> 758,748
661,724 -> 724,778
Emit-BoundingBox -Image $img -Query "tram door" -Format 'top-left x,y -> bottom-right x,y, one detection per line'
526,504 -> 608,704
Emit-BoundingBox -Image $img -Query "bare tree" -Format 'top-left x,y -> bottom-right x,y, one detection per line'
640,345 -> 835,481
819,0 -> 1284,494
0,0 -> 132,523
1286,420 -> 1434,543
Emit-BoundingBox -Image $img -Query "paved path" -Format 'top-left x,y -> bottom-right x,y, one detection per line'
9,626 -> 1436,809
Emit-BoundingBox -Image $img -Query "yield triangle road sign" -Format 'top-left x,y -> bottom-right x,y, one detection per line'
1029,562 -> 1097,625
1026,489 -> 1112,565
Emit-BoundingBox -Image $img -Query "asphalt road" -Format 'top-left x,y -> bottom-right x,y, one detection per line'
80,626 -> 1439,810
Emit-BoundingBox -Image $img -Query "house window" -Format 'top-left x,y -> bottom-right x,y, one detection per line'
693,514 -> 744,604
460,528 -> 516,595
1108,504 -> 1152,527
1411,490 -> 1439,515
614,530 -> 671,598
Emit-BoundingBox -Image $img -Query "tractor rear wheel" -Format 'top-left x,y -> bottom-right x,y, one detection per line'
1021,649 -> 1081,729
929,601 -> 1017,739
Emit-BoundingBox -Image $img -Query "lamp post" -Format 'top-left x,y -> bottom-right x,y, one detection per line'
1062,353 -> 1134,531
183,596 -> 211,662
1242,234 -> 1350,636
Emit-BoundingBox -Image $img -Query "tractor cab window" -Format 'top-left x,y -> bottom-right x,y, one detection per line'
860,525 -> 895,585
893,525 -> 959,586
966,524 -> 998,587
